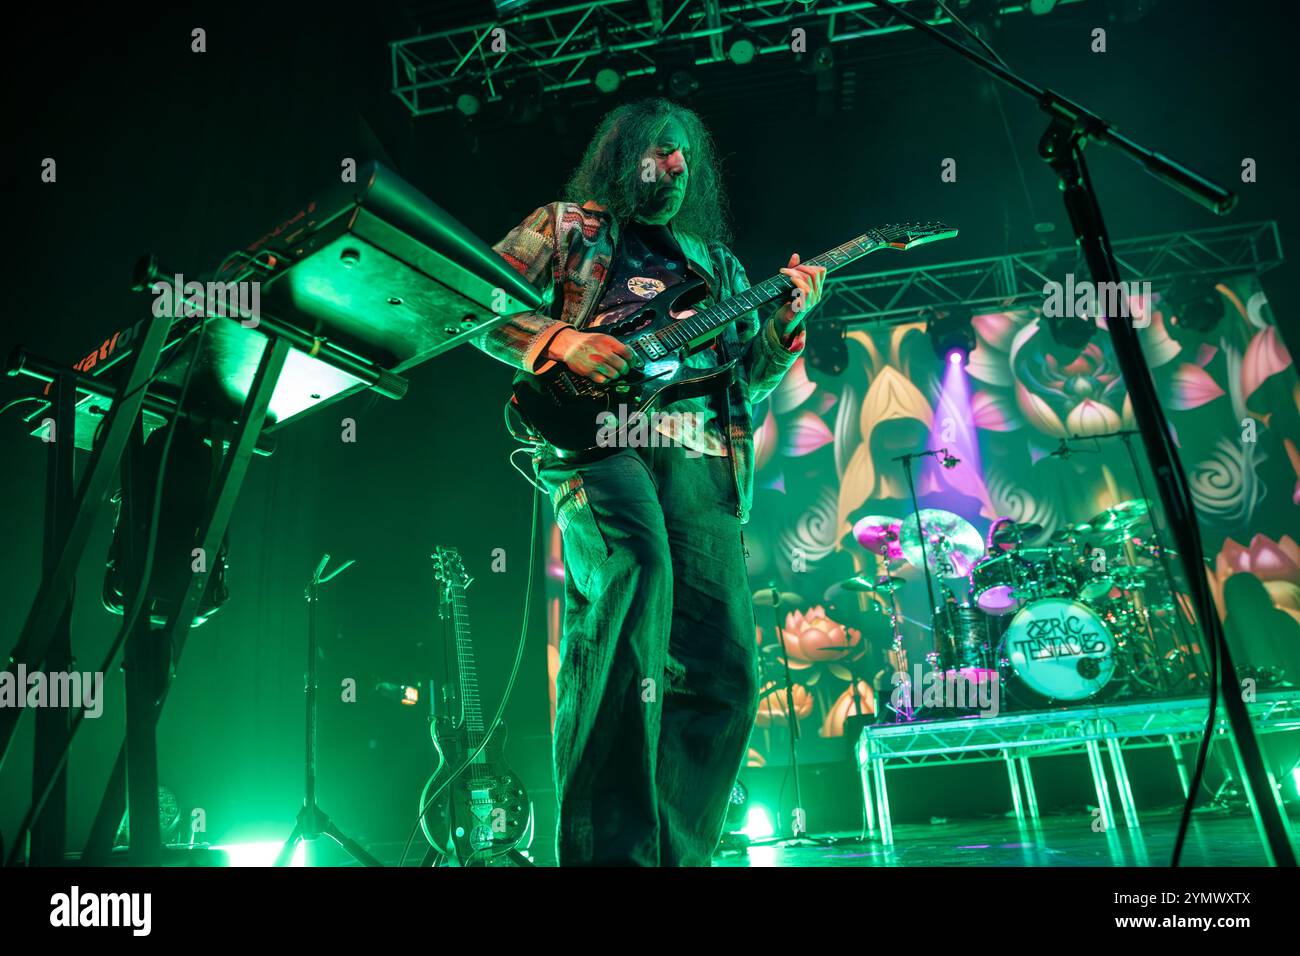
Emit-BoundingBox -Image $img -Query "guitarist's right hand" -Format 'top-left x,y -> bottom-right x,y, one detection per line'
546,328 -> 635,384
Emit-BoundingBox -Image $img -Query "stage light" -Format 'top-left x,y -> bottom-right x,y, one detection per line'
1165,277 -> 1223,333
212,841 -> 305,867
744,806 -> 775,839
723,779 -> 750,830
668,69 -> 699,98
1291,766 -> 1300,799
1030,0 -> 1058,13
728,38 -> 756,65
595,67 -> 621,94
456,93 -> 481,117
922,306 -> 976,366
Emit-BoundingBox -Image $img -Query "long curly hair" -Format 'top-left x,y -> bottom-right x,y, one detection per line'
562,97 -> 732,245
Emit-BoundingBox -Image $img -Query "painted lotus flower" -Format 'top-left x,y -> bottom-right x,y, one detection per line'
755,681 -> 814,726
820,681 -> 877,738
1209,534 -> 1300,626
780,604 -> 864,666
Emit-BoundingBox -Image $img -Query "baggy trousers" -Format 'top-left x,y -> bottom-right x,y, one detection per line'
539,442 -> 760,866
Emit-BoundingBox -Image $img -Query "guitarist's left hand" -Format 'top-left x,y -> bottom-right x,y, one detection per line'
774,253 -> 826,337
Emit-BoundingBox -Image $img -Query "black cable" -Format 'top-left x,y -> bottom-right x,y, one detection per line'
398,464 -> 541,867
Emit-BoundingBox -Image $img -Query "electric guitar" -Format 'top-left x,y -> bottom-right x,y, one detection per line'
420,546 -> 532,865
509,221 -> 957,452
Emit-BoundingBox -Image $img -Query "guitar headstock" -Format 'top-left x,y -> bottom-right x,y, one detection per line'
871,221 -> 958,250
431,545 -> 470,592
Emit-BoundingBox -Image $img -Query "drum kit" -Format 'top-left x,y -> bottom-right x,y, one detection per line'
832,497 -> 1202,717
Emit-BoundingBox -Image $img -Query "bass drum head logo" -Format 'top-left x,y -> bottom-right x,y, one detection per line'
1004,597 -> 1117,700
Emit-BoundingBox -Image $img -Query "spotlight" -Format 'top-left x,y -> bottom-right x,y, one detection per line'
922,306 -> 976,366
728,38 -> 756,66
455,93 -> 481,117
1041,308 -> 1094,351
1165,277 -> 1222,333
724,779 -> 749,830
668,69 -> 699,98
594,66 -> 621,94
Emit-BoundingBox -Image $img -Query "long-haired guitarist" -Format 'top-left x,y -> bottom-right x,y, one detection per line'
473,97 -> 825,866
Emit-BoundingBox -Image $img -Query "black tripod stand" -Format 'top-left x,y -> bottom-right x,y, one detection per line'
274,554 -> 383,867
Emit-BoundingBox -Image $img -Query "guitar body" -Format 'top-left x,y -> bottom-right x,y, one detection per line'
506,221 -> 958,453
511,276 -> 737,454
420,723 -> 532,865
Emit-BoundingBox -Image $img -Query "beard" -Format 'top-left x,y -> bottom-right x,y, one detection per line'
634,178 -> 686,224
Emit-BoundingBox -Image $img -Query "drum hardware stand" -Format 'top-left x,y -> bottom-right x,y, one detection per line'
274,554 -> 383,867
1113,428 -> 1208,683
893,448 -> 950,671
869,0 -> 1294,864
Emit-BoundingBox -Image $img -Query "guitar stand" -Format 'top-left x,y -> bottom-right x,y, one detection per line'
274,554 -> 382,867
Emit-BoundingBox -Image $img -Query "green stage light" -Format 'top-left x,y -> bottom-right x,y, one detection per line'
213,840 -> 306,867
744,806 -> 775,840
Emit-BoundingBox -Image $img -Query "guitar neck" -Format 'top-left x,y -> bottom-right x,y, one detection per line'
655,231 -> 885,352
449,586 -> 485,740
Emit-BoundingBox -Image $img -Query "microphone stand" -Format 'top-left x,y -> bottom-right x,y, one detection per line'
893,449 -> 952,669
869,0 -> 1293,865
274,553 -> 383,867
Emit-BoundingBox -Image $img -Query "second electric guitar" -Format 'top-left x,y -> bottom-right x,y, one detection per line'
509,221 -> 957,453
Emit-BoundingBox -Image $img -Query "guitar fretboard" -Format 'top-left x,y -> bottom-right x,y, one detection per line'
652,229 -> 887,352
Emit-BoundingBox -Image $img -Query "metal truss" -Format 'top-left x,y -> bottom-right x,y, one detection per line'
819,219 -> 1284,328
391,0 -> 1089,117
856,689 -> 1300,768
855,689 -> 1300,845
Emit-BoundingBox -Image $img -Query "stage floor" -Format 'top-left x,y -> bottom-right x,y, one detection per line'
712,807 -> 1299,867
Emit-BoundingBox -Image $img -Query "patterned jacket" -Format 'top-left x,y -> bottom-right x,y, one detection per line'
476,200 -> 805,523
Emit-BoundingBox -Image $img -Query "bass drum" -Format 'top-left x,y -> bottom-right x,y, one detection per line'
999,597 -> 1117,706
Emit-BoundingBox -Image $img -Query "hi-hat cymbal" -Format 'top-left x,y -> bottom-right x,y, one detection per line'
752,589 -> 803,608
836,574 -> 906,594
899,509 -> 985,579
1087,499 -> 1151,536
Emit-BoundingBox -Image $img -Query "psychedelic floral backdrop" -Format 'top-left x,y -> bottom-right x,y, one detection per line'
545,273 -> 1300,766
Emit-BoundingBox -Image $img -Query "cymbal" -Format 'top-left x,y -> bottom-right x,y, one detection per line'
991,521 -> 1046,547
752,589 -> 803,608
899,509 -> 985,579
852,515 -> 902,554
1050,522 -> 1093,545
836,574 -> 906,593
1087,499 -> 1151,536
